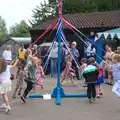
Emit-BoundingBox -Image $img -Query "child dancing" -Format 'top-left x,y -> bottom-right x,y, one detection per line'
34,58 -> 45,91
80,58 -> 87,87
0,58 -> 18,114
83,58 -> 99,103
21,55 -> 37,103
112,54 -> 120,97
60,55 -> 76,86
12,61 -> 26,99
90,58 -> 104,98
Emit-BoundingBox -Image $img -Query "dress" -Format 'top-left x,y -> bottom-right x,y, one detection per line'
0,65 -> 11,94
34,66 -> 44,86
61,61 -> 75,79
96,66 -> 104,85
105,51 -> 114,72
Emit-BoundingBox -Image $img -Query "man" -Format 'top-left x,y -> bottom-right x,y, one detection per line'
32,44 -> 39,58
70,41 -> 80,80
3,45 -> 12,64
85,41 -> 96,59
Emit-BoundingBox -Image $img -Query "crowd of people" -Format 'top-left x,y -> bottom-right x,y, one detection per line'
0,41 -> 120,114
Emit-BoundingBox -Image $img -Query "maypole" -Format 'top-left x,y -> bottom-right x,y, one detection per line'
28,0 -> 87,105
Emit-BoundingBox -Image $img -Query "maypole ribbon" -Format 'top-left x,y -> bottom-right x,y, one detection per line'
29,20 -> 58,48
62,17 -> 106,54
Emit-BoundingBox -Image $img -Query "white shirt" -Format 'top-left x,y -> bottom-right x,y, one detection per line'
0,65 -> 11,83
3,50 -> 12,61
49,47 -> 58,58
86,44 -> 96,56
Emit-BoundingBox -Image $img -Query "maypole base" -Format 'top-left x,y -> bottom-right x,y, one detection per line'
28,86 -> 87,105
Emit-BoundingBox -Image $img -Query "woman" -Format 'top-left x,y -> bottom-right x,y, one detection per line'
105,45 -> 114,86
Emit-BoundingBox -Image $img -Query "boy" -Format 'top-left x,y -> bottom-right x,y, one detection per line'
83,58 -> 99,103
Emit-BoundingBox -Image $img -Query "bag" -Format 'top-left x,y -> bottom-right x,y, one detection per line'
112,81 -> 120,97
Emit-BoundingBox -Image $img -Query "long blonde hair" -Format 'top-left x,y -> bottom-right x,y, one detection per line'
0,59 -> 7,73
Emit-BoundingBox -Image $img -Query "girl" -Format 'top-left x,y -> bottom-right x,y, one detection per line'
60,55 -> 76,86
0,58 -> 18,114
34,58 -> 45,91
112,54 -> 120,97
12,61 -> 26,99
21,55 -> 37,103
90,57 -> 104,98
80,58 -> 87,87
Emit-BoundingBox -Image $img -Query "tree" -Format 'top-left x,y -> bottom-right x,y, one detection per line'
9,20 -> 30,37
30,0 -> 120,26
0,16 -> 7,40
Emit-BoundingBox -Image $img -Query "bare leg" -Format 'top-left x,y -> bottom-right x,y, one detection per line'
12,86 -> 19,98
97,85 -> 100,98
18,87 -> 22,95
70,78 -> 76,87
2,93 -> 11,113
108,71 -> 113,85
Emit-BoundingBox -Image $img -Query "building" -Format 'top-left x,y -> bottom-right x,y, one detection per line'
30,11 -> 120,60
0,38 -> 21,59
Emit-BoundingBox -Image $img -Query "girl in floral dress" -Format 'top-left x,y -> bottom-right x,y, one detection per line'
60,55 -> 76,86
34,58 -> 45,90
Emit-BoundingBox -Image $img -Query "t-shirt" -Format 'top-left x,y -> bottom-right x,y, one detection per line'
3,50 -> 12,61
0,65 -> 11,83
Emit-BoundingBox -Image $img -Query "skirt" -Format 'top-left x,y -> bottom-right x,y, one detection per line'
96,77 -> 104,85
0,81 -> 12,94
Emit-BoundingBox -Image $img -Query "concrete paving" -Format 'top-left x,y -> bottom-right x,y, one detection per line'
0,71 -> 120,120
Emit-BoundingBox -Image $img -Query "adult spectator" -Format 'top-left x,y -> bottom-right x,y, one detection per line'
70,41 -> 80,80
85,41 -> 96,59
32,44 -> 39,58
104,44 -> 114,86
49,41 -> 58,78
117,46 -> 120,55
3,45 -> 12,64
60,43 -> 67,72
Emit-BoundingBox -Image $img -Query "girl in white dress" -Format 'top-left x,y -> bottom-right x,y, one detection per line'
0,58 -> 18,114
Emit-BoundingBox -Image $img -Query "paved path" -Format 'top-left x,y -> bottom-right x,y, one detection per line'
0,75 -> 120,120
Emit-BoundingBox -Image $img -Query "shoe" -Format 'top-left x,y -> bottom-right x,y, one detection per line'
5,106 -> 11,114
97,95 -> 100,98
88,99 -> 92,103
0,103 -> 6,109
12,94 -> 16,99
18,92 -> 21,96
21,96 -> 26,103
92,98 -> 96,102
83,85 -> 87,87
108,82 -> 113,86
100,92 -> 103,95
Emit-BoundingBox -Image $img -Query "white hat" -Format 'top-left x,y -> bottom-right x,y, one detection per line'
72,41 -> 77,46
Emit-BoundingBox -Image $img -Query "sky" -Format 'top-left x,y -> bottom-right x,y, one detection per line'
0,0 -> 45,29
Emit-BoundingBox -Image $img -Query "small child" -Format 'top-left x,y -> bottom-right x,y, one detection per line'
34,58 -> 45,90
21,55 -> 37,103
80,58 -> 87,87
60,55 -> 76,86
112,54 -> 120,97
83,58 -> 99,103
90,58 -> 104,98
12,61 -> 25,99
0,58 -> 18,114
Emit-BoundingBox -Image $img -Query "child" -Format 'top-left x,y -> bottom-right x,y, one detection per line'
12,61 -> 26,99
112,54 -> 120,97
90,57 -> 104,98
34,58 -> 45,90
83,58 -> 99,103
80,58 -> 87,87
21,55 -> 37,103
60,55 -> 76,86
0,58 -> 18,114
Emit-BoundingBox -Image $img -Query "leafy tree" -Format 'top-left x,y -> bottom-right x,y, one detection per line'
30,0 -> 120,26
9,20 -> 30,37
0,16 -> 7,40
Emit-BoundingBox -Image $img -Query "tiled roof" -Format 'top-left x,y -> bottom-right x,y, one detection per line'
31,11 -> 120,30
